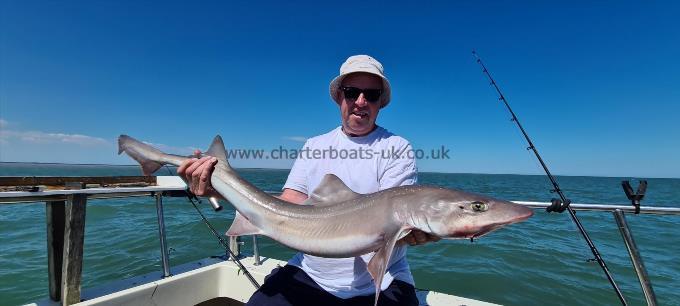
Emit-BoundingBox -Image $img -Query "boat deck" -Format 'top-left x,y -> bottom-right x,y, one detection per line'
28,256 -> 499,306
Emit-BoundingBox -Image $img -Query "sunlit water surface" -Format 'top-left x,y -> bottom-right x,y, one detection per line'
1,163 -> 678,305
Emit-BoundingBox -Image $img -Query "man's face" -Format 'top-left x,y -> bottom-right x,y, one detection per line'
339,73 -> 383,137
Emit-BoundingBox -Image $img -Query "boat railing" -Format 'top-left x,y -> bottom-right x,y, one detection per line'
515,201 -> 678,306
0,176 -> 186,305
1,175 -> 678,306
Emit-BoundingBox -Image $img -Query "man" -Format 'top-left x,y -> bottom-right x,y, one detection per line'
178,55 -> 438,305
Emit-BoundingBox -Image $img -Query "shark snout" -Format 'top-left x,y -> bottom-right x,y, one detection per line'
494,201 -> 534,226
449,202 -> 534,239
512,204 -> 534,222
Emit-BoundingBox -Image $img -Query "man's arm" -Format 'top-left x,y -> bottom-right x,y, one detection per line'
277,188 -> 308,204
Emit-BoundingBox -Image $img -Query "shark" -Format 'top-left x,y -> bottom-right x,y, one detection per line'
118,134 -> 534,305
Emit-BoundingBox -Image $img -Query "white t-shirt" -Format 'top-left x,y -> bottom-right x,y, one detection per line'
283,125 -> 418,299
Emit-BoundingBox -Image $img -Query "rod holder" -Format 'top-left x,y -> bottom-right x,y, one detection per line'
622,180 -> 647,214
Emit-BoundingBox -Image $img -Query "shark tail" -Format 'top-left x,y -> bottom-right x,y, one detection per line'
118,134 -> 231,176
118,135 -> 165,175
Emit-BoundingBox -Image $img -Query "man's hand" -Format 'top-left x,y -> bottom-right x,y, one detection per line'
277,188 -> 308,205
177,150 -> 219,198
400,229 -> 441,246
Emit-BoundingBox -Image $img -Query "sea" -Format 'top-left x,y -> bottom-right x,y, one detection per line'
1,163 -> 678,306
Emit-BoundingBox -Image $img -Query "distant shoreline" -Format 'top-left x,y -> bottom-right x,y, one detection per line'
1,161 -> 677,179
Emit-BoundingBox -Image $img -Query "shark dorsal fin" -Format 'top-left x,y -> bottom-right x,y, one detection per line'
206,135 -> 227,160
303,174 -> 360,206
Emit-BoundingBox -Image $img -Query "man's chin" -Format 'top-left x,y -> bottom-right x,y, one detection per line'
345,124 -> 374,136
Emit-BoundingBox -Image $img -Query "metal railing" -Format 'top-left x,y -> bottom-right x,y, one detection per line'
513,200 -> 676,305
613,209 -> 656,305
0,178 -> 186,305
513,201 -> 680,215
155,193 -> 171,278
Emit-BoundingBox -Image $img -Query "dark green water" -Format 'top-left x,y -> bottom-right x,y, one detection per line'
1,163 -> 678,306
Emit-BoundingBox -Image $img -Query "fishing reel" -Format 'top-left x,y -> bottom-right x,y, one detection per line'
546,197 -> 570,213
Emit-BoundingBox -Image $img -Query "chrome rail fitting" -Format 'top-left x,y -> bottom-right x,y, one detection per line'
154,193 -> 171,278
613,209 -> 657,306
252,235 -> 261,266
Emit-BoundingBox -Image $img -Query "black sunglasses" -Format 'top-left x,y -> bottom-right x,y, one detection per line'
340,86 -> 383,104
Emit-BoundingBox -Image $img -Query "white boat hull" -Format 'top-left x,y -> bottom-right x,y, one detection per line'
28,255 -> 499,306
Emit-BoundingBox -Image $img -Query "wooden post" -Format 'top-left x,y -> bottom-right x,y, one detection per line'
61,193 -> 87,305
46,201 -> 65,301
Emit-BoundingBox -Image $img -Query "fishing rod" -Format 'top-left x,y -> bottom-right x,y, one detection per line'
187,194 -> 261,289
161,165 -> 260,289
472,51 -> 628,305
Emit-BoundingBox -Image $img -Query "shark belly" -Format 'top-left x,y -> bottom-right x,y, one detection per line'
268,218 -> 387,257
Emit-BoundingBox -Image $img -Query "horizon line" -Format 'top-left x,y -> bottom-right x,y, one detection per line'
1,161 -> 677,180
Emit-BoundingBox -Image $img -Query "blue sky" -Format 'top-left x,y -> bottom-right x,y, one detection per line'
1,1 -> 678,178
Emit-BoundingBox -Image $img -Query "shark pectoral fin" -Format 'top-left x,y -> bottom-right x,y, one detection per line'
206,135 -> 228,161
225,213 -> 263,236
366,231 -> 403,306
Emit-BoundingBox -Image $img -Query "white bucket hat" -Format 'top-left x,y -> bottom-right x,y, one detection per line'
329,55 -> 392,108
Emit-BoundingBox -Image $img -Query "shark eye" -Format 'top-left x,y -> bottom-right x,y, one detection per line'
471,201 -> 488,212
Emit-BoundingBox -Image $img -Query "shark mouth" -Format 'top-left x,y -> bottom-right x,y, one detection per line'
447,210 -> 534,240
444,223 -> 507,240
468,223 -> 507,239
472,210 -> 534,239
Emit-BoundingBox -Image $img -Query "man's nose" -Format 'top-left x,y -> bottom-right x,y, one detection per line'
355,93 -> 368,107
